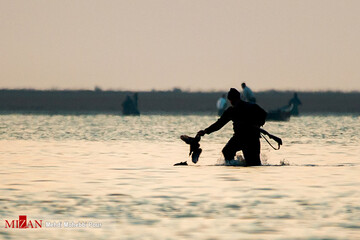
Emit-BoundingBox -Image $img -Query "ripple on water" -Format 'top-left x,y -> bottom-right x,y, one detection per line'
253,187 -> 275,191
224,204 -> 242,209
107,193 -> 132,197
0,188 -> 19,191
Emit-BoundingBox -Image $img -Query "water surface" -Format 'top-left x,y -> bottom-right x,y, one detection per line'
0,114 -> 359,239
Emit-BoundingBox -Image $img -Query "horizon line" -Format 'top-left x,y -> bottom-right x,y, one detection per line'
1,87 -> 360,94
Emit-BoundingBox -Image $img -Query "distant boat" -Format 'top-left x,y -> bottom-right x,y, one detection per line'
266,104 -> 293,121
122,94 -> 140,116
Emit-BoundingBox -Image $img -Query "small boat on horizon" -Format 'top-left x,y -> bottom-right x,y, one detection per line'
266,104 -> 293,121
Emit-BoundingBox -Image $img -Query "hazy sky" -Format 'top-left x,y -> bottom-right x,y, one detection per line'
1,0 -> 360,91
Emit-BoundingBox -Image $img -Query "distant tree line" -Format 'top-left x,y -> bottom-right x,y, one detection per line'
0,89 -> 359,114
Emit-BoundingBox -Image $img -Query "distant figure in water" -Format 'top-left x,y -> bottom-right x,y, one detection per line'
122,93 -> 140,116
288,92 -> 302,116
216,94 -> 227,116
241,82 -> 256,103
197,88 -> 267,166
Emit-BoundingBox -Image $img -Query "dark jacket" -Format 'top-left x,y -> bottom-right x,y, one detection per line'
205,100 -> 266,140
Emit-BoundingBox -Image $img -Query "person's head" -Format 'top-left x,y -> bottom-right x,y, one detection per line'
241,83 -> 246,89
227,88 -> 241,105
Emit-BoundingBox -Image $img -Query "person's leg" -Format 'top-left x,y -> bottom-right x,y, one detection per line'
243,139 -> 261,166
222,136 -> 242,161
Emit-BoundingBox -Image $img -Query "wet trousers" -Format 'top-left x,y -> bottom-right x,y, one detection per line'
222,135 -> 261,166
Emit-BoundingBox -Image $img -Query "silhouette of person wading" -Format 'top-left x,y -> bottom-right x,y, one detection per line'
197,88 -> 267,166
216,94 -> 227,116
241,82 -> 256,103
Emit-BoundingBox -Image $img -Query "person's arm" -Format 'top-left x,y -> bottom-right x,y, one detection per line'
198,109 -> 231,136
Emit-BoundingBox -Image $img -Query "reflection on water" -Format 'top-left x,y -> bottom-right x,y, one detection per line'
0,114 -> 359,239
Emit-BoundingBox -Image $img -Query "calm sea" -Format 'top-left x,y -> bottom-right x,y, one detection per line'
0,114 -> 359,239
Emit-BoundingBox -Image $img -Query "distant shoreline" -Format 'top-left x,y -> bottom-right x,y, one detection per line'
1,89 -> 360,114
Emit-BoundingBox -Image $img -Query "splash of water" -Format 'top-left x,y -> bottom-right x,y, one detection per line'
280,159 -> 290,166
215,154 -> 247,166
